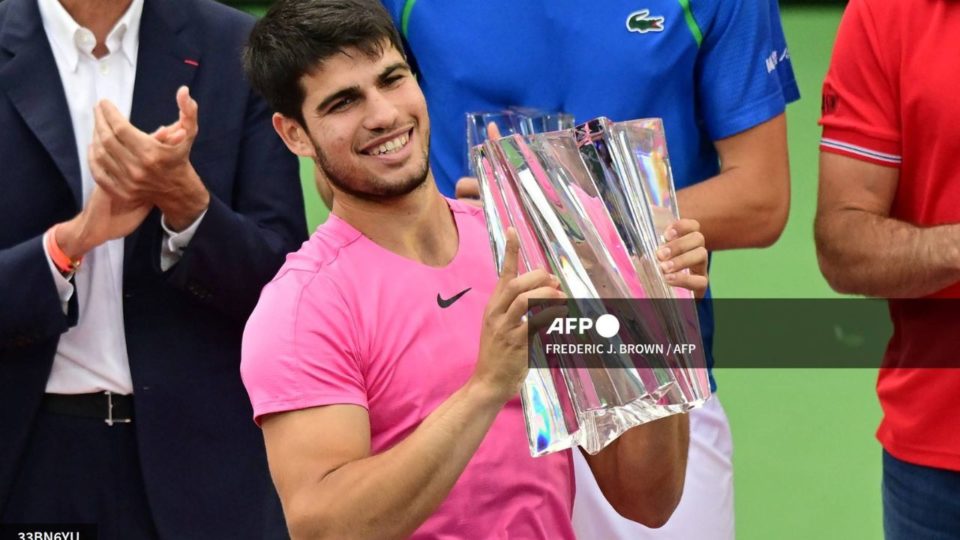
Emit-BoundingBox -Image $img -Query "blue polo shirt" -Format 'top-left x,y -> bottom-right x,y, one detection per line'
386,0 -> 799,389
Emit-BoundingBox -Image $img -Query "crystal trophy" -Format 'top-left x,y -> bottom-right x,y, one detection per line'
472,116 -> 710,456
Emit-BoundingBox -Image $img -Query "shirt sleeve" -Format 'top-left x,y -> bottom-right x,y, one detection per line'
693,0 -> 789,140
241,269 -> 367,425
41,230 -> 75,313
159,209 -> 207,272
768,0 -> 800,104
818,0 -> 901,167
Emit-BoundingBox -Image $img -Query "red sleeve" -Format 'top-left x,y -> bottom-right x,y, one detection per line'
818,0 -> 901,168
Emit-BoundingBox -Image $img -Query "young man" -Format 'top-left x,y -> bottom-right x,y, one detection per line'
241,1 -> 708,537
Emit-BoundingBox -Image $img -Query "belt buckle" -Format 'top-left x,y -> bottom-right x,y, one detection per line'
104,391 -> 131,426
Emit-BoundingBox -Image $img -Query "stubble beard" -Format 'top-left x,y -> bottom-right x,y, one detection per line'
311,133 -> 431,203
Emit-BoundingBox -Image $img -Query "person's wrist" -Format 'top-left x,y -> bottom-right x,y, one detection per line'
159,169 -> 209,232
55,216 -> 93,261
465,373 -> 515,408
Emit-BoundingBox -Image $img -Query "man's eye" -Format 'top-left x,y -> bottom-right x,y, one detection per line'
385,75 -> 405,87
329,98 -> 355,112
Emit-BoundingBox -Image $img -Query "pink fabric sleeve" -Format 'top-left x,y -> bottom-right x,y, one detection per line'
241,270 -> 367,425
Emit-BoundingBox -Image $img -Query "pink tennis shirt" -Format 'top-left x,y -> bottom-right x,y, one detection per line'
241,199 -> 575,539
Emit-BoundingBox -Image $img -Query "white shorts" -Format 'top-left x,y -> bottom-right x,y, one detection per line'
571,395 -> 735,540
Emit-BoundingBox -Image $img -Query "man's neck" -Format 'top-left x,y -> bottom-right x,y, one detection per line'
58,0 -> 132,58
331,177 -> 460,267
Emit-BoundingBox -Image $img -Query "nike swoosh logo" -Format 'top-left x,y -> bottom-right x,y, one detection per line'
437,288 -> 471,308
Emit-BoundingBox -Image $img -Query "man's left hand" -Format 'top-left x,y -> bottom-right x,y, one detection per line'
91,86 -> 210,231
657,218 -> 708,297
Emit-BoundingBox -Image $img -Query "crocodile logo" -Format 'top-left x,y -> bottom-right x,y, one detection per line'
626,9 -> 665,33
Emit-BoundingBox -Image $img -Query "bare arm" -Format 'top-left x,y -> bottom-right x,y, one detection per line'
676,113 -> 790,250
815,152 -> 960,297
581,219 -> 703,526
581,413 -> 690,527
263,386 -> 505,540
263,231 -> 563,540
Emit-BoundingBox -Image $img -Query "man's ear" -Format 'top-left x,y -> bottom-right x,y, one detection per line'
272,113 -> 316,158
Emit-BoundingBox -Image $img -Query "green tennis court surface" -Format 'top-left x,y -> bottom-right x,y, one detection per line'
715,7 -> 883,540
274,4 -> 881,538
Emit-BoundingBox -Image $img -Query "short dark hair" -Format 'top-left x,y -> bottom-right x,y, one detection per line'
244,0 -> 405,125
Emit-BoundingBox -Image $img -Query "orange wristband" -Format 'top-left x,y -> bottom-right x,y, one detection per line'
46,224 -> 82,274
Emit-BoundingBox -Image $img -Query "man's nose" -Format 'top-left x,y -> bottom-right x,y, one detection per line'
363,89 -> 401,131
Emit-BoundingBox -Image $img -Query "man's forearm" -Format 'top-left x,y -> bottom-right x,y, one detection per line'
676,114 -> 790,251
584,413 -> 689,527
677,169 -> 788,251
816,209 -> 960,297
159,168 -> 210,232
288,382 -> 505,540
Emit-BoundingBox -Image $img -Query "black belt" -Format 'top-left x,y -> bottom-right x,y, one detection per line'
42,392 -> 134,425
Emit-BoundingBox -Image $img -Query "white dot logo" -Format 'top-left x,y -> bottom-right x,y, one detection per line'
595,314 -> 620,338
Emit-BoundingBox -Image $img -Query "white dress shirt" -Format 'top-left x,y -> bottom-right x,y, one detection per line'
38,0 -> 203,395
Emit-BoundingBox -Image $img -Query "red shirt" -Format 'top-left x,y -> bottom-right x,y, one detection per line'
819,0 -> 960,471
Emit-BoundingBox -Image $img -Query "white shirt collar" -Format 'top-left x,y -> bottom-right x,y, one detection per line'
37,0 -> 145,72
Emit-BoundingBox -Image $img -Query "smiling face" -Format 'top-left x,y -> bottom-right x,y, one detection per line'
275,42 -> 431,202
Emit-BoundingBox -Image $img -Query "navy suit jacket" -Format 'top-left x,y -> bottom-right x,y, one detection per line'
0,0 -> 306,537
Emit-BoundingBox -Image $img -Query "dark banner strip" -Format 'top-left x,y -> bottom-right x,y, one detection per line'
528,298 -> 960,368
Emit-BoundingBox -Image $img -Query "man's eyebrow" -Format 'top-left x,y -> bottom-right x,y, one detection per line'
378,61 -> 411,82
314,62 -> 412,114
315,86 -> 362,114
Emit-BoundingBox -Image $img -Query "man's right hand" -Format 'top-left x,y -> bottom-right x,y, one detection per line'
470,228 -> 564,404
92,87 -> 210,232
55,185 -> 152,260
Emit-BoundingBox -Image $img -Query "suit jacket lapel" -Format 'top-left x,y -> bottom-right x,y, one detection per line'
130,0 -> 199,134
125,0 -> 200,272
0,0 -> 83,209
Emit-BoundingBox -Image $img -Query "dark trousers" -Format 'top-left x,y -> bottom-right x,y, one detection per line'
883,450 -> 960,540
1,409 -> 158,540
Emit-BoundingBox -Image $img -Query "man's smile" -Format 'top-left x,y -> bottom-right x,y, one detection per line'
360,127 -> 415,157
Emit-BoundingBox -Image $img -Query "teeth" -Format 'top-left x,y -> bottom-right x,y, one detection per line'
368,133 -> 410,156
